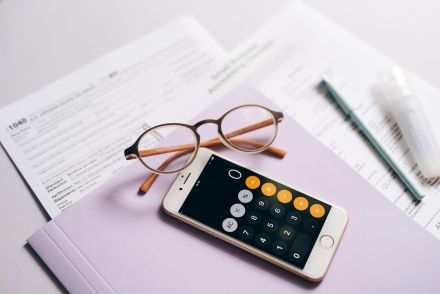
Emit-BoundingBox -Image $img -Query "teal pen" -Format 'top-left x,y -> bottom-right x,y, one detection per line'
321,78 -> 425,201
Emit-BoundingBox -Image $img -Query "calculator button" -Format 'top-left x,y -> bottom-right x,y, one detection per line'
255,233 -> 271,248
269,203 -> 285,218
238,189 -> 253,203
277,189 -> 292,203
254,197 -> 269,210
238,226 -> 254,240
230,203 -> 246,218
262,219 -> 278,233
272,241 -> 288,255
310,203 -> 325,218
245,176 -> 260,189
289,234 -> 311,264
261,182 -> 276,196
303,218 -> 319,233
293,196 -> 309,211
286,211 -> 302,225
246,211 -> 262,225
279,226 -> 295,240
222,218 -> 238,233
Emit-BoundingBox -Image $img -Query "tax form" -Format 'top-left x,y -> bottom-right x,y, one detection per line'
0,17 -> 227,218
208,1 -> 440,239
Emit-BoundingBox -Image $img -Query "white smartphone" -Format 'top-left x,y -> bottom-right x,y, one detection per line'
162,148 -> 348,282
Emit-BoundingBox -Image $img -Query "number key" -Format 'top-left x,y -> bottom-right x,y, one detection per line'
255,233 -> 271,248
238,226 -> 254,240
272,241 -> 288,255
289,234 -> 311,265
286,211 -> 302,225
246,211 -> 262,225
254,196 -> 269,211
279,225 -> 295,240
269,203 -> 285,218
262,219 -> 278,233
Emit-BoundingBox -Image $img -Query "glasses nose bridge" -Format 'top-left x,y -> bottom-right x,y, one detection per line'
193,119 -> 220,130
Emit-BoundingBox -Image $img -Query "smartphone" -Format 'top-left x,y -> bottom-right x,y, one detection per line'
162,148 -> 348,281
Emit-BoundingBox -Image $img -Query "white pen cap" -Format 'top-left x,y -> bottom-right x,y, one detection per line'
378,66 -> 440,178
379,66 -> 413,102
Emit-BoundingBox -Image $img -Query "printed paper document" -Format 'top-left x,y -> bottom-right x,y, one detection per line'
207,1 -> 440,239
0,17 -> 227,217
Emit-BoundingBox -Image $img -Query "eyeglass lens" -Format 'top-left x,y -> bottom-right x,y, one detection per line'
221,105 -> 277,152
138,125 -> 198,173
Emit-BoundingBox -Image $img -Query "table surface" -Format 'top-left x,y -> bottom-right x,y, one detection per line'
1,0 -> 439,293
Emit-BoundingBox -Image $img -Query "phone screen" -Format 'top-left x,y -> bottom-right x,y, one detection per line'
179,154 -> 331,269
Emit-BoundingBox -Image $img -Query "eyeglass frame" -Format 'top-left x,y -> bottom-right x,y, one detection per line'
124,104 -> 284,174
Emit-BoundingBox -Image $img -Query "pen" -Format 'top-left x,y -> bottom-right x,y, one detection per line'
321,78 -> 425,201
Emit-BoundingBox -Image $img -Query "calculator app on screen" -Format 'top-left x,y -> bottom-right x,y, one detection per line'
179,154 -> 331,269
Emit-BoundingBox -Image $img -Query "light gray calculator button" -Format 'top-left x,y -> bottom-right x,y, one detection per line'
238,189 -> 253,203
230,203 -> 246,218
222,218 -> 238,232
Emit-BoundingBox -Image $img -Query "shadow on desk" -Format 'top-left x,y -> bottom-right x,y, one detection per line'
1,144 -> 51,221
25,243 -> 68,294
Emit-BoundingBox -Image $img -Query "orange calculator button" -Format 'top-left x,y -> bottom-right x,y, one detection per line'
293,196 -> 309,211
261,183 -> 276,196
245,176 -> 260,189
310,204 -> 325,218
277,190 -> 292,203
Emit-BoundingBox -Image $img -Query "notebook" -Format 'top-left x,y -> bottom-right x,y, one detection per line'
28,86 -> 440,293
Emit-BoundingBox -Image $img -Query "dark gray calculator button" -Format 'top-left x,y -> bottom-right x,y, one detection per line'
254,197 -> 269,210
272,241 -> 288,255
279,225 -> 295,240
255,233 -> 271,248
286,211 -> 302,225
269,203 -> 285,218
246,211 -> 262,225
289,234 -> 312,264
262,219 -> 278,233
303,218 -> 319,233
238,226 -> 254,240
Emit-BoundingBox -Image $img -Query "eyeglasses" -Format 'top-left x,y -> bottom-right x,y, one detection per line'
124,104 -> 287,193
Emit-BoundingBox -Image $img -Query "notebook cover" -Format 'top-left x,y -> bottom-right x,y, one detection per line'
28,86 -> 440,293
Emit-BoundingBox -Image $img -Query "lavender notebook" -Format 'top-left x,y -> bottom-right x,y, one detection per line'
28,86 -> 440,293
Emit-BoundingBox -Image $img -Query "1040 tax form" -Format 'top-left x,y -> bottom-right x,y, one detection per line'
0,17 -> 227,218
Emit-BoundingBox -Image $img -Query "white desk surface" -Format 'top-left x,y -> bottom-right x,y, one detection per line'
1,0 -> 439,292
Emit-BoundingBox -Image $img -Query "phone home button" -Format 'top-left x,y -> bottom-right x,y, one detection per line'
319,235 -> 334,249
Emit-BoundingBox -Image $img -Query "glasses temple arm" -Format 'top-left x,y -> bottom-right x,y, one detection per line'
223,118 -> 274,139
138,138 -> 286,194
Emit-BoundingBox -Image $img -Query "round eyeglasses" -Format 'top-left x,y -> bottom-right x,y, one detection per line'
124,104 -> 286,193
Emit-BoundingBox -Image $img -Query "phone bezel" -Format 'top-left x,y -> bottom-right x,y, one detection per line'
162,148 -> 348,282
